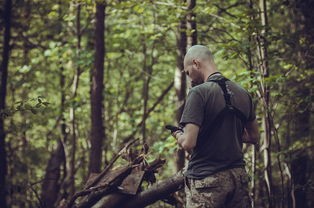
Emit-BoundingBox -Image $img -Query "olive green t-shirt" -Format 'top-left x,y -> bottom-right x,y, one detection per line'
180,73 -> 255,179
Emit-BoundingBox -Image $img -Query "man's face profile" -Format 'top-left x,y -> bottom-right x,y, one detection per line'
184,59 -> 204,87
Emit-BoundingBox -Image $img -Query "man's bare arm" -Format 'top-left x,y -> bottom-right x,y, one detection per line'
243,119 -> 259,144
173,123 -> 199,153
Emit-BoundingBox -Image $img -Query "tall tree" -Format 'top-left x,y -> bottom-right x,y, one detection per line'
68,0 -> 82,196
0,0 -> 12,207
40,140 -> 65,208
174,4 -> 188,208
141,40 -> 149,143
89,1 -> 106,174
186,0 -> 197,49
257,0 -> 273,206
246,1 -> 258,206
175,0 -> 197,171
57,0 -> 68,199
175,3 -> 187,172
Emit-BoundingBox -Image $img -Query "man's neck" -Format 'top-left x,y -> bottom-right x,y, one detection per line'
203,70 -> 219,82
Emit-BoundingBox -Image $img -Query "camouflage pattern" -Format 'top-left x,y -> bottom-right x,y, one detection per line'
184,167 -> 251,208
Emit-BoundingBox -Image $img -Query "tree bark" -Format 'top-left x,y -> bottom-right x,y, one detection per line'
141,41 -> 149,143
89,2 -> 106,174
122,173 -> 184,208
56,0 -> 69,200
141,7 -> 157,144
175,11 -> 187,172
102,173 -> 185,208
41,140 -> 66,208
246,2 -> 258,207
186,0 -> 197,49
256,0 -> 273,206
175,0 -> 197,174
0,0 -> 12,207
68,1 -> 82,196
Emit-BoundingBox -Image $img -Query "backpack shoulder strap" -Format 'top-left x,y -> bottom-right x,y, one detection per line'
195,77 -> 248,147
207,77 -> 247,124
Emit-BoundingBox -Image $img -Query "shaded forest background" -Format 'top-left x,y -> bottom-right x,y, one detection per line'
0,0 -> 313,207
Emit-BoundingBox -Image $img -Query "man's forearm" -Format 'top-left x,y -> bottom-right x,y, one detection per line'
172,123 -> 198,154
176,132 -> 193,154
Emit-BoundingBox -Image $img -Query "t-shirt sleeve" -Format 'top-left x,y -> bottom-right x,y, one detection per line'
180,88 -> 205,127
247,94 -> 256,122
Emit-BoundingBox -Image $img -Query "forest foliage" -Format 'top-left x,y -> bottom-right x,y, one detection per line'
0,0 -> 313,207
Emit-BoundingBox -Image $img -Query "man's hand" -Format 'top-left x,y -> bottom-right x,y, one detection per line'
173,123 -> 199,154
171,130 -> 183,138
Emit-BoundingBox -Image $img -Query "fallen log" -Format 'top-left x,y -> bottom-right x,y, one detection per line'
93,171 -> 185,208
120,171 -> 185,208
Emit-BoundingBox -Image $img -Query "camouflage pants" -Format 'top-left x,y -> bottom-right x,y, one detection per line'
184,167 -> 251,208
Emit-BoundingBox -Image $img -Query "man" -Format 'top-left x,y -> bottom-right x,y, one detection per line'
172,45 -> 259,208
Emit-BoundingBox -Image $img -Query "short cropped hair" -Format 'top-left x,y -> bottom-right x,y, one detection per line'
185,45 -> 214,64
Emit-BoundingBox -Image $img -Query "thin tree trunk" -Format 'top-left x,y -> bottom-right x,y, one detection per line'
186,0 -> 197,49
175,13 -> 187,172
174,6 -> 188,208
175,0 -> 197,173
89,2 -> 105,174
141,61 -> 154,144
40,140 -> 66,208
68,1 -> 82,196
175,0 -> 197,174
257,0 -> 273,206
141,7 -> 157,144
246,1 -> 258,207
141,41 -> 149,143
0,0 -> 12,207
57,1 -> 69,200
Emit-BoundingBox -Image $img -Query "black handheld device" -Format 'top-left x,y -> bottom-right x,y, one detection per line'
165,125 -> 183,133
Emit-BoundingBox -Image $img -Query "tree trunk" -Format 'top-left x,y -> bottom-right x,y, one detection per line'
57,0 -> 69,200
141,41 -> 149,143
174,2 -> 195,207
141,8 -> 157,144
175,12 -> 187,172
175,0 -> 197,172
186,0 -> 197,49
97,173 -> 185,208
175,0 -> 197,175
41,140 -> 66,208
68,1 -> 82,196
0,0 -> 12,207
122,173 -> 184,208
89,2 -> 105,174
256,0 -> 273,206
246,2 -> 258,207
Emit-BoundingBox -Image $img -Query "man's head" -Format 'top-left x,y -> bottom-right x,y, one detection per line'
183,45 -> 217,86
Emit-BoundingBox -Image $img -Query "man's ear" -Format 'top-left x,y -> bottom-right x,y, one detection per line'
193,59 -> 201,69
